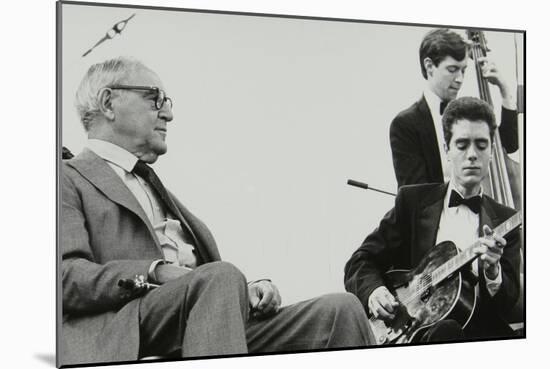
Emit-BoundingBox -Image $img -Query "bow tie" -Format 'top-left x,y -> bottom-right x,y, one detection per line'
440,100 -> 450,115
449,190 -> 481,214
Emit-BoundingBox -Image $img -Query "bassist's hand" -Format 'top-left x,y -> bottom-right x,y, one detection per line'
368,286 -> 400,321
477,57 -> 515,110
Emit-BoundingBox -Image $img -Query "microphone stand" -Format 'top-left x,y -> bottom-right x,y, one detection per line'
347,179 -> 396,197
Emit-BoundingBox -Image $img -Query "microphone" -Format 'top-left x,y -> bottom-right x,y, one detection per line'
347,179 -> 396,197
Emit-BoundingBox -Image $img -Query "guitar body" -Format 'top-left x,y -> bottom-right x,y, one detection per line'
368,241 -> 477,345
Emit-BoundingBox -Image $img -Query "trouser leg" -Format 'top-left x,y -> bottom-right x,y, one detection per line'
418,319 -> 464,343
246,292 -> 373,353
138,261 -> 249,358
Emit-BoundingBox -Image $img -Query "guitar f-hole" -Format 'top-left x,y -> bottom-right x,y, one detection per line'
420,286 -> 432,302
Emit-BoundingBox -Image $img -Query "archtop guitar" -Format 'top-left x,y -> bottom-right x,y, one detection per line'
368,212 -> 521,345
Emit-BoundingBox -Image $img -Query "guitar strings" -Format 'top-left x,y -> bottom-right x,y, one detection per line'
368,243 -> 482,324
368,214 -> 519,326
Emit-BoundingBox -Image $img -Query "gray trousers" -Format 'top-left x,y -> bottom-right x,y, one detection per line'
138,261 -> 373,358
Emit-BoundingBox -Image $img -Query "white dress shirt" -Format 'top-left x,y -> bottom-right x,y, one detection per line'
87,139 -> 197,271
423,87 -> 451,182
435,182 -> 502,296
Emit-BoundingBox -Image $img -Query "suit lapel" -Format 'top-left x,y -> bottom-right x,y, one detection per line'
478,197 -> 500,236
414,183 -> 448,264
67,149 -> 161,251
416,96 -> 443,181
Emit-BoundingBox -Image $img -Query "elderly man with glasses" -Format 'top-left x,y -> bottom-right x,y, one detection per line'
60,57 -> 371,366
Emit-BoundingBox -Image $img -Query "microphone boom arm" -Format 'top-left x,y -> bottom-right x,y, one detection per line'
347,179 -> 396,197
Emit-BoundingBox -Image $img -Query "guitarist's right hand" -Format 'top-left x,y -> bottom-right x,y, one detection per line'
368,286 -> 400,321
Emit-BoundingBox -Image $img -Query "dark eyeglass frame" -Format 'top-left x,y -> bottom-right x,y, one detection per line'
107,84 -> 173,110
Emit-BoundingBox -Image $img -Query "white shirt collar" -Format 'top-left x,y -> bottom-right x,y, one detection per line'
423,86 -> 444,117
87,139 -> 138,173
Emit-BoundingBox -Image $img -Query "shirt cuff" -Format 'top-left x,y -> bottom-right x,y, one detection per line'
501,97 -> 517,111
484,263 -> 503,297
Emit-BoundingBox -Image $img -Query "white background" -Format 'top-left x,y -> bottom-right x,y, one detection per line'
1,0 -> 545,368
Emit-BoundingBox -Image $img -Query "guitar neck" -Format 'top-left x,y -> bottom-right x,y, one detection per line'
431,212 -> 521,286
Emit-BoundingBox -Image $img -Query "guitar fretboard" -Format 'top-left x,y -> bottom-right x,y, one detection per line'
431,212 -> 521,286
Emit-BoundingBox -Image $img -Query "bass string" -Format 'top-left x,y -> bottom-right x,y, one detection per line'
472,44 -> 491,103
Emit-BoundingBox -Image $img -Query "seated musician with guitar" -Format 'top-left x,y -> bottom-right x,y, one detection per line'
344,96 -> 521,344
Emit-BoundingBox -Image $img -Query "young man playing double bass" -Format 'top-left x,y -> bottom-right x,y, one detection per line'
345,97 -> 521,343
390,28 -> 519,188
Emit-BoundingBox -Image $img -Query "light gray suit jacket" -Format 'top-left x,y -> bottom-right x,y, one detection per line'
60,149 -> 221,366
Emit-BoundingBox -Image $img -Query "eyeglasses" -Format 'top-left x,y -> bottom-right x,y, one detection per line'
107,85 -> 173,110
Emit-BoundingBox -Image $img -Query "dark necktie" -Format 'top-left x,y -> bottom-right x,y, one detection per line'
132,161 -> 180,217
132,160 -> 197,246
448,190 -> 481,214
440,100 -> 450,115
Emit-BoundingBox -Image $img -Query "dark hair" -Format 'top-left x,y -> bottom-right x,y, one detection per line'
419,29 -> 469,79
442,97 -> 496,146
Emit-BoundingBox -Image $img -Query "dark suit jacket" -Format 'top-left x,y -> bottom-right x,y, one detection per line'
60,149 -> 221,366
344,183 -> 521,339
389,96 -> 519,188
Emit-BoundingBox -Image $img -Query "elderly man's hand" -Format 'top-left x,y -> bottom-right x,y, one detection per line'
248,280 -> 282,318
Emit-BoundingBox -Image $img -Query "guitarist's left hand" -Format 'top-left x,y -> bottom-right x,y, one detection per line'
474,225 -> 507,280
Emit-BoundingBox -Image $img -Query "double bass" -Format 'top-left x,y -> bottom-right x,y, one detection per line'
467,30 -> 524,331
466,30 -> 523,211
